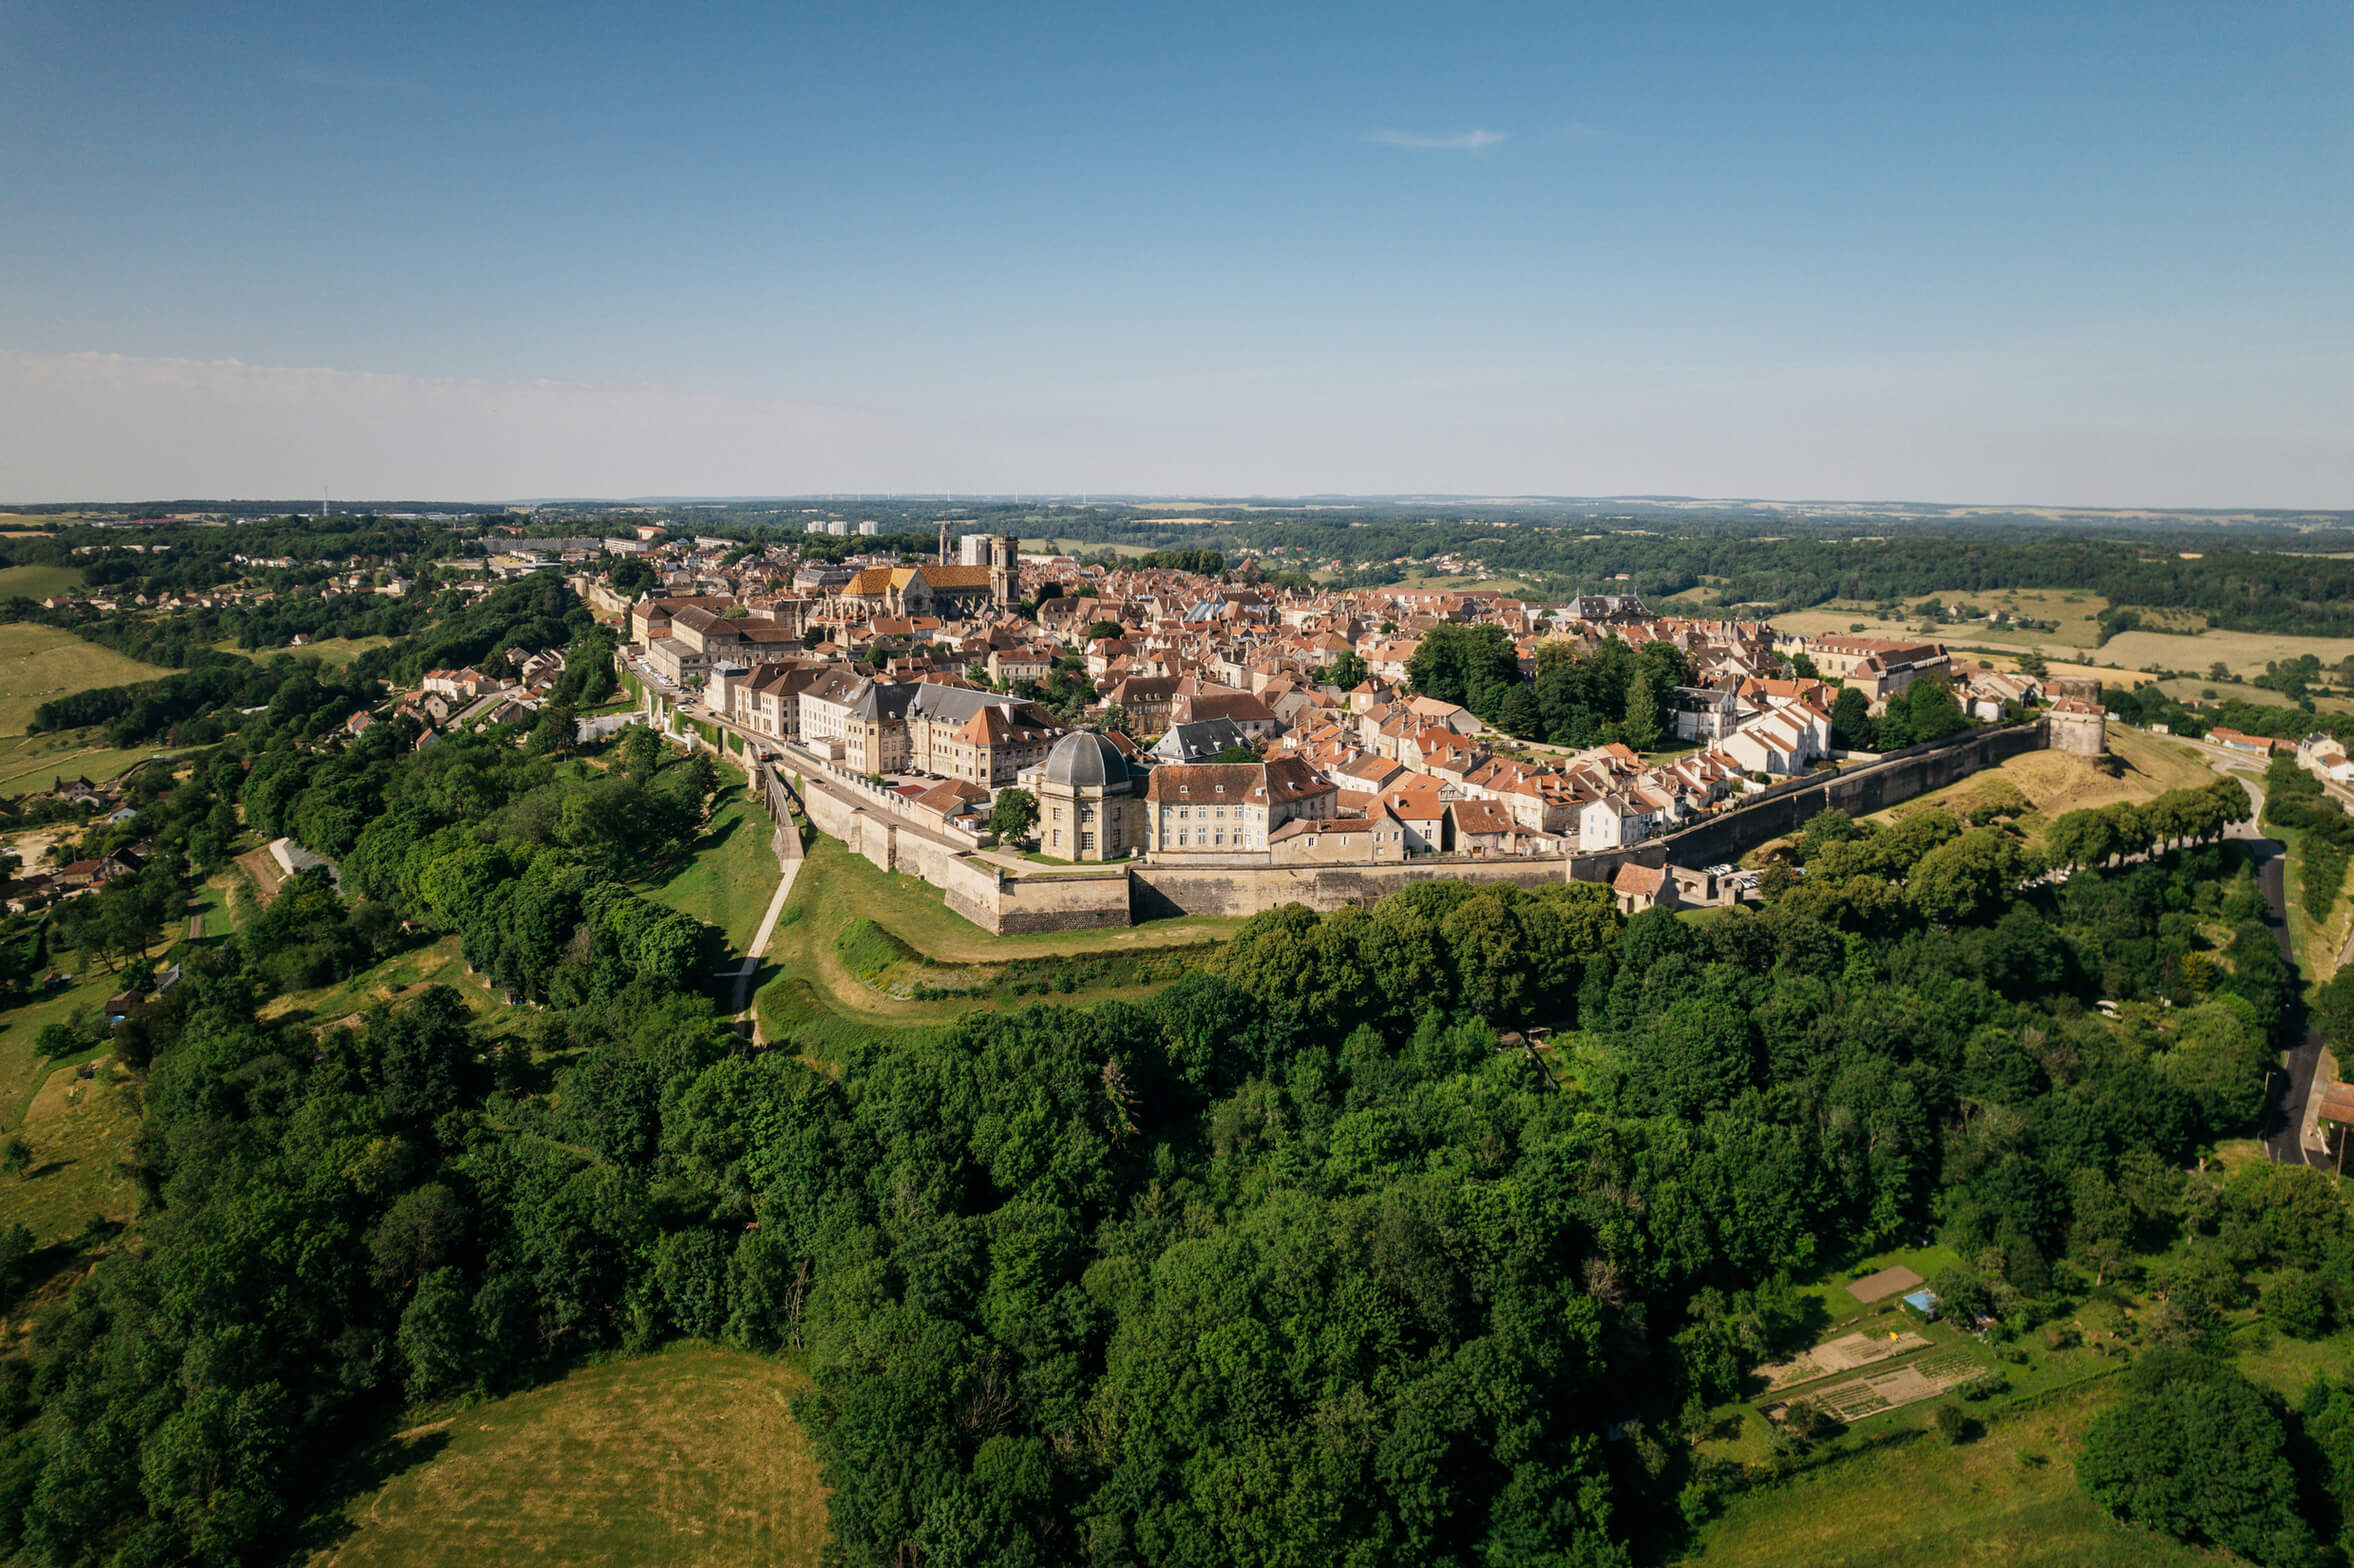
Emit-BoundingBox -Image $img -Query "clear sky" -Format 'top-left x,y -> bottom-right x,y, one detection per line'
3,0 -> 2349,505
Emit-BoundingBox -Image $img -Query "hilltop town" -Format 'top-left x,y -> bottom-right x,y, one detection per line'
389,521 -> 2112,928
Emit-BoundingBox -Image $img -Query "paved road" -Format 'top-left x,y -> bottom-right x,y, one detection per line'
2194,763 -> 2329,1167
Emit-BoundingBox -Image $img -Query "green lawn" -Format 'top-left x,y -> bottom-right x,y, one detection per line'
640,793 -> 783,954
312,1345 -> 827,1568
0,623 -> 173,736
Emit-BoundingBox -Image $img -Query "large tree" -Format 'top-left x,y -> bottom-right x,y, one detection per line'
2078,1351 -> 2317,1568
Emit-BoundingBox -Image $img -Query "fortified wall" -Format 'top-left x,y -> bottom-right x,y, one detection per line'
769,717 -> 2053,935
1570,720 -> 2052,881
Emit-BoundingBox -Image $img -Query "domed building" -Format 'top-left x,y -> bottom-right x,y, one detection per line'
1020,729 -> 1148,861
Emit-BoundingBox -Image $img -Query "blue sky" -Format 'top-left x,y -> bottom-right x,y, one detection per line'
3,0 -> 2349,504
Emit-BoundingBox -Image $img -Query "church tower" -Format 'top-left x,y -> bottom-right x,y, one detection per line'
991,535 -> 1019,607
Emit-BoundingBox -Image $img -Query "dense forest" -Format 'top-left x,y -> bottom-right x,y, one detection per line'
13,702 -> 2354,1567
9,511 -> 2354,1563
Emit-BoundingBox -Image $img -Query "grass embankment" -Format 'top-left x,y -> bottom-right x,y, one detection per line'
1869,726 -> 2214,850
313,1345 -> 826,1568
639,793 -> 782,954
0,623 -> 173,738
753,836 -> 1236,1061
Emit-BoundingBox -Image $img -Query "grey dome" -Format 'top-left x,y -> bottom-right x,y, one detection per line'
1041,729 -> 1124,789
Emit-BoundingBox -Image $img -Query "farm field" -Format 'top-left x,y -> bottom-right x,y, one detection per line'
0,623 -> 172,735
0,564 -> 84,600
1771,597 -> 2354,682
313,1346 -> 826,1568
2101,626 -> 2354,679
640,792 -> 783,954
2153,675 -> 2354,715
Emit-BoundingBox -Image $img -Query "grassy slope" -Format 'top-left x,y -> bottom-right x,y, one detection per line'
213,634 -> 391,665
0,565 -> 84,600
1868,726 -> 2214,848
258,936 -> 516,1037
313,1345 -> 826,1568
0,730 -> 161,797
0,623 -> 173,736
1683,1376 -> 2211,1568
640,793 -> 782,954
753,836 -> 1236,1060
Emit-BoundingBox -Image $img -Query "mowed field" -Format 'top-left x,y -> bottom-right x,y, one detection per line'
2154,675 -> 2354,716
0,622 -> 172,736
314,1346 -> 827,1568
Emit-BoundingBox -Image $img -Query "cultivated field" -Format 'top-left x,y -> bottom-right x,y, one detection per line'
1772,593 -> 2354,682
0,623 -> 172,735
2101,626 -> 2354,679
314,1346 -> 827,1568
2153,675 -> 2354,715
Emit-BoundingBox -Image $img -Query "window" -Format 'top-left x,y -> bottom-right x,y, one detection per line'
1080,832 -> 1094,851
